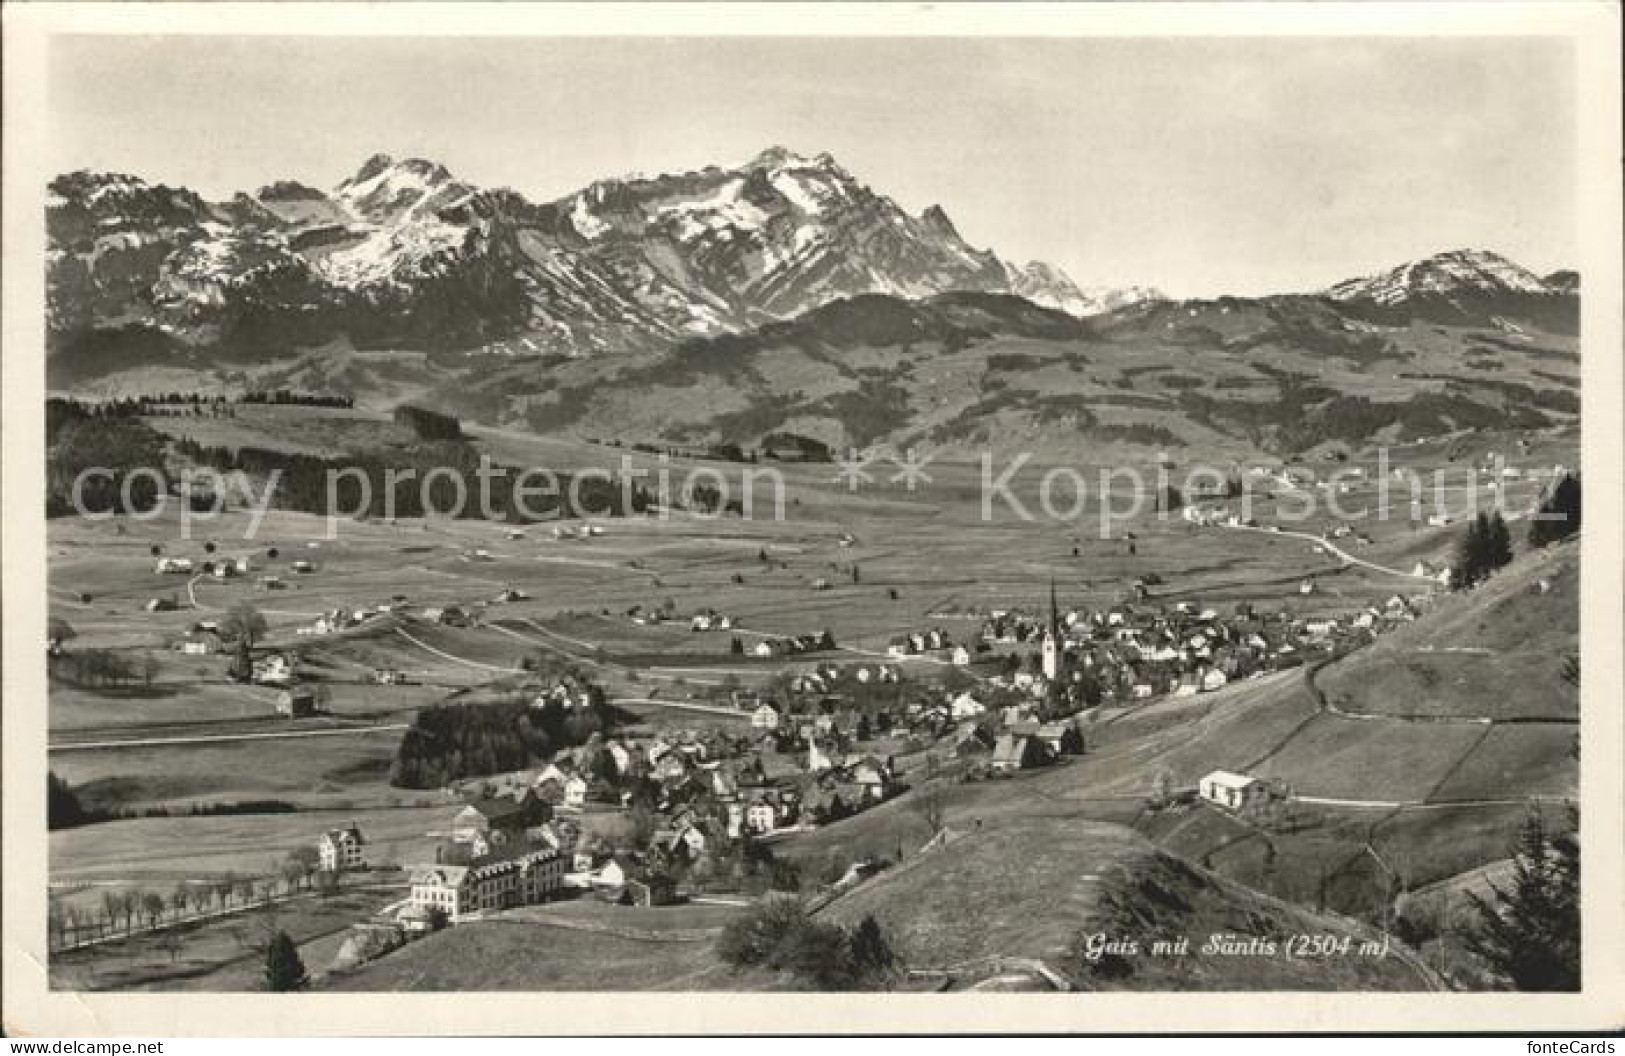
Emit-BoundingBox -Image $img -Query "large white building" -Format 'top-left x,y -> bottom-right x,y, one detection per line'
408,847 -> 566,923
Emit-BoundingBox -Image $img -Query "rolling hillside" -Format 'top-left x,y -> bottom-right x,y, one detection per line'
820,818 -> 1435,990
1317,536 -> 1578,722
435,275 -> 1578,458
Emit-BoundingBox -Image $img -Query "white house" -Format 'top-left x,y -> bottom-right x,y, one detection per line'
317,824 -> 366,871
751,703 -> 780,729
744,800 -> 777,835
949,691 -> 986,720
563,775 -> 589,810
951,645 -> 972,666
252,653 -> 295,686
1198,770 -> 1270,811
1200,669 -> 1229,692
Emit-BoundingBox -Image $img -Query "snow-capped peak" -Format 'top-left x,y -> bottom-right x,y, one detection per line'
1327,248 -> 1555,305
1002,259 -> 1166,317
334,155 -> 466,225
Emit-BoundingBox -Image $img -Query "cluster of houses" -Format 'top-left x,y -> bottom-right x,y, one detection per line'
294,604 -> 396,637
399,729 -> 905,927
404,795 -> 572,926
885,627 -> 973,666
623,602 -> 732,629
746,631 -> 837,659
954,716 -> 1086,774
970,590 -> 1428,711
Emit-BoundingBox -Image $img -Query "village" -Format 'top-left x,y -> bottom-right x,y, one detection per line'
211,555 -> 1441,975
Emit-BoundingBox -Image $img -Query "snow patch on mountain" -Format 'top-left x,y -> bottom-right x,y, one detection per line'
1326,248 -> 1555,305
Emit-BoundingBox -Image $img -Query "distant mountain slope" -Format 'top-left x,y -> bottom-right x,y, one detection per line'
428,278 -> 1578,457
1327,249 -> 1577,333
1003,259 -> 1165,317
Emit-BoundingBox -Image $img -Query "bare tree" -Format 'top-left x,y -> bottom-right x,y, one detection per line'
1148,768 -> 1176,809
911,781 -> 948,840
141,892 -> 166,931
99,891 -> 121,938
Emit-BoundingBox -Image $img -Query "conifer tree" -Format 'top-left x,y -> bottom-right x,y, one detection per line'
1464,807 -> 1580,991
1529,473 -> 1582,548
264,930 -> 308,991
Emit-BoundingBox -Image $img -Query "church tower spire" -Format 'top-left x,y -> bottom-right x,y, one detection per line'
1041,578 -> 1061,681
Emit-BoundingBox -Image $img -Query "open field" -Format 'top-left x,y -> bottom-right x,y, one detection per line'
51,806 -> 447,889
325,914 -> 760,992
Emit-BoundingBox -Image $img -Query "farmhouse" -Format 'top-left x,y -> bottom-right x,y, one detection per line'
1035,722 -> 1082,757
275,685 -> 322,718
743,798 -> 779,835
989,733 -> 1049,772
451,794 -> 547,854
252,653 -> 295,686
317,824 -> 366,871
949,691 -> 986,720
175,632 -> 220,655
1198,770 -> 1271,811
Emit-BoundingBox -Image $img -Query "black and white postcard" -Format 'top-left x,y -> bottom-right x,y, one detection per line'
4,1 -> 1622,1037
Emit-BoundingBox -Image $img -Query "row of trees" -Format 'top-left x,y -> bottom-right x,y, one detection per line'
47,850 -> 346,954
48,392 -> 354,417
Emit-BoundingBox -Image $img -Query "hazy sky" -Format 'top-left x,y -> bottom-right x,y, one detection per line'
48,35 -> 1576,298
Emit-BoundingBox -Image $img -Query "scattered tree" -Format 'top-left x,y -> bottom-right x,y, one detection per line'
220,601 -> 269,648
849,913 -> 897,982
910,781 -> 948,839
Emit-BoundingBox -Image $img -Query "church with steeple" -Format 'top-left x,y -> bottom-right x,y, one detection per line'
1040,579 -> 1063,681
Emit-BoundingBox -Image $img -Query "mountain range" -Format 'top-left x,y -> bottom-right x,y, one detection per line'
46,148 -> 1580,457
47,147 -> 1162,372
